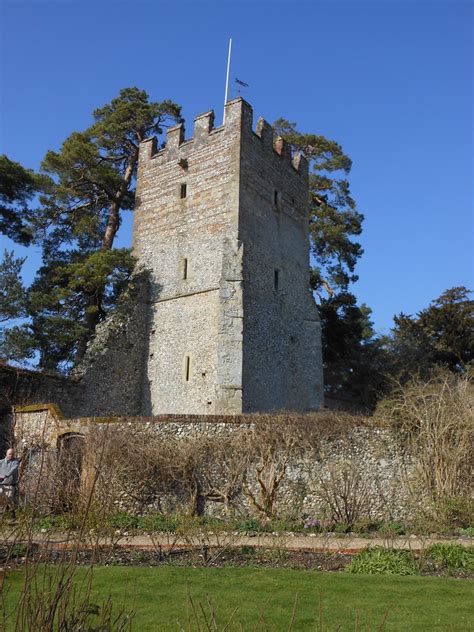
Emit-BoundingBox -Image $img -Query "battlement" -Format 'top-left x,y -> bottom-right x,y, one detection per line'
94,96 -> 321,416
138,97 -> 307,175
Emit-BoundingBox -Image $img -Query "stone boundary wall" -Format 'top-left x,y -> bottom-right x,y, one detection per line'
10,407 -> 412,523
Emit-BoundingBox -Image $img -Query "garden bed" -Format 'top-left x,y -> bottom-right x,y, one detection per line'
2,541 -> 473,579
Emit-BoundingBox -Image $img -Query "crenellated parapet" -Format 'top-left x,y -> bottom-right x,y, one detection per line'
138,97 -> 308,177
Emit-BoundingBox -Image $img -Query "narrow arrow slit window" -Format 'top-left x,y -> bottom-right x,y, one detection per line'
184,355 -> 191,382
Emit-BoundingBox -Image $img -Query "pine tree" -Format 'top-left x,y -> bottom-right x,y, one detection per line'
2,88 -> 182,371
273,119 -> 363,297
275,119 -> 379,406
390,287 -> 473,377
319,292 -> 389,408
0,250 -> 27,323
0,154 -> 47,245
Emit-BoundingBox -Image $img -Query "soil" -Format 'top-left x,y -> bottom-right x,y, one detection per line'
1,544 -> 472,579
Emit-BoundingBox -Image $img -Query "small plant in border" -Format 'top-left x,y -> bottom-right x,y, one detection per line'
457,526 -> 474,538
425,543 -> 474,571
234,518 -> 263,533
379,521 -> 406,536
348,546 -> 418,575
303,516 -> 332,532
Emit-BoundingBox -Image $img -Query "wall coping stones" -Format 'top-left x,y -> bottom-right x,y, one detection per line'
15,409 -> 370,429
13,403 -> 64,420
0,361 -> 80,383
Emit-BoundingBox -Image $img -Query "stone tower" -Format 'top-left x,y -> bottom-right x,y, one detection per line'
132,98 -> 323,415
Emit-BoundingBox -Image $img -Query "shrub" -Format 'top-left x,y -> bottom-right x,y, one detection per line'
348,547 -> 418,575
35,515 -> 56,531
379,521 -> 406,536
35,513 -> 78,531
303,517 -> 324,532
437,496 -> 474,529
457,527 -> 474,537
376,370 -> 474,516
234,518 -> 264,533
240,412 -> 365,519
141,514 -> 179,533
425,543 -> 474,571
315,457 -> 373,529
87,425 -> 248,517
107,512 -> 142,530
267,517 -> 302,533
351,518 -> 378,534
238,545 -> 255,555
9,543 -> 28,558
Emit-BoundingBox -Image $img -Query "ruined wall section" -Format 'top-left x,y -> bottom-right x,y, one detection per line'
238,114 -> 323,411
0,365 -> 83,453
0,364 -> 83,418
72,272 -> 151,416
133,99 -> 246,414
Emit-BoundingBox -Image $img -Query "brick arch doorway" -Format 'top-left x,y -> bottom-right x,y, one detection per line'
57,433 -> 85,511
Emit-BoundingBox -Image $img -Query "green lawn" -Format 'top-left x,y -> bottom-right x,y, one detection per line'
3,566 -> 473,631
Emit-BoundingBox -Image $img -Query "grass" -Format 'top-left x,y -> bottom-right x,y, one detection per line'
2,566 -> 473,630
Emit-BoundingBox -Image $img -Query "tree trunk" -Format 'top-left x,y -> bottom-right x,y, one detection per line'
75,289 -> 104,362
102,151 -> 138,250
75,149 -> 139,363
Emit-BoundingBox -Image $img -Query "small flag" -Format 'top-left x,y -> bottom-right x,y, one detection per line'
235,78 -> 249,87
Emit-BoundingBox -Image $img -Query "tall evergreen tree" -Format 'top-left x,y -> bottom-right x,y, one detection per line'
275,119 -> 377,406
2,88 -> 182,371
319,291 -> 389,409
273,119 -> 363,297
389,286 -> 473,378
0,156 -> 47,365
0,250 -> 27,323
0,154 -> 47,245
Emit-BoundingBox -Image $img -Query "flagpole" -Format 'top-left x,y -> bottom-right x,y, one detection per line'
223,38 -> 232,124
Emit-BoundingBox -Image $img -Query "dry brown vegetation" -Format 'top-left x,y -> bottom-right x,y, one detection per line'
1,421 -> 134,631
86,426 -> 250,517
5,371 -> 473,533
315,457 -> 374,527
78,412 -> 378,524
376,368 -> 474,525
1,374 -> 473,629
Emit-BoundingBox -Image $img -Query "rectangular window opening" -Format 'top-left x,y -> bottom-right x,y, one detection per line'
184,355 -> 191,382
182,258 -> 188,280
180,183 -> 187,199
274,269 -> 280,291
274,190 -> 282,210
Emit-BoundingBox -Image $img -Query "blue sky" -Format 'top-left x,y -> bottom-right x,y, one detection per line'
1,0 -> 472,334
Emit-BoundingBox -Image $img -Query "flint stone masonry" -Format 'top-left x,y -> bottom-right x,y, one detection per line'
1,97 -> 323,420
72,272 -> 151,416
11,409 -> 412,522
129,97 -> 322,414
0,364 -> 82,417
